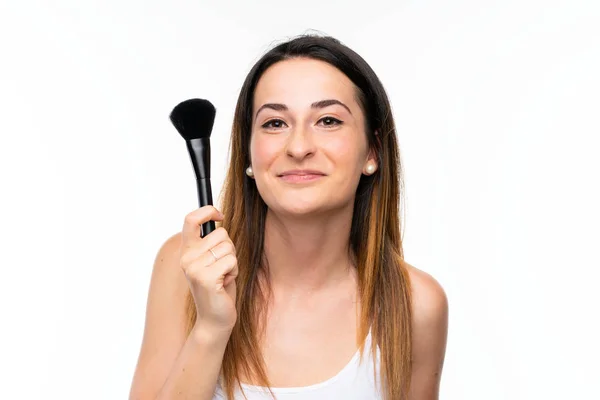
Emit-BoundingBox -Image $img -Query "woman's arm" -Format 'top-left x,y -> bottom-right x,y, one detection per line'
153,324 -> 230,400
406,264 -> 449,400
129,233 -> 227,400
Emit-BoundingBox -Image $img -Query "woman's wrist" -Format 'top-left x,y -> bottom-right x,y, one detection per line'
191,322 -> 233,347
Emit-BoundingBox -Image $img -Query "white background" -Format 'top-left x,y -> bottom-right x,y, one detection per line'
1,1 -> 599,399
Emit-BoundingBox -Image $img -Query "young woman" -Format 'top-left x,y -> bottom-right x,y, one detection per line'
130,34 -> 448,400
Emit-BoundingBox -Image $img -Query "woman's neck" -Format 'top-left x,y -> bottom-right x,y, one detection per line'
263,205 -> 356,295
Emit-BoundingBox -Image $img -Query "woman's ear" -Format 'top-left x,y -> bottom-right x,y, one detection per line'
373,128 -> 382,148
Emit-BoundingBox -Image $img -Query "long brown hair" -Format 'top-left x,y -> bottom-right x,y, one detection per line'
184,33 -> 412,399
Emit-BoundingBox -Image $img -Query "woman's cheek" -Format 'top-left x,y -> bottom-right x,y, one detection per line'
251,134 -> 282,170
324,135 -> 358,163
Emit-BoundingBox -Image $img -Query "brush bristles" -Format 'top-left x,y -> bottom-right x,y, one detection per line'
169,98 -> 216,140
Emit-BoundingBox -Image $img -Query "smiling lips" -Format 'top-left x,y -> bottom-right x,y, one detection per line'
278,169 -> 326,183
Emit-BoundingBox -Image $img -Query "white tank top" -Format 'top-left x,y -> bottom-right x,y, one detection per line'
211,329 -> 383,400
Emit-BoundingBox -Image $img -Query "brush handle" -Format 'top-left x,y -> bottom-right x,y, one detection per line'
196,178 -> 215,237
186,138 -> 215,237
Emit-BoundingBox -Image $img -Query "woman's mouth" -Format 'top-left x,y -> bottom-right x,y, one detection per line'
278,169 -> 326,183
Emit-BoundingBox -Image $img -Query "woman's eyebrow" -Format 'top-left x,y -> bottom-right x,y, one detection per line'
255,99 -> 352,119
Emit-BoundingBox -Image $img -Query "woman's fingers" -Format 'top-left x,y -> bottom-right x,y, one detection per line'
181,206 -> 224,246
180,237 -> 236,269
179,207 -> 238,331
208,254 -> 239,291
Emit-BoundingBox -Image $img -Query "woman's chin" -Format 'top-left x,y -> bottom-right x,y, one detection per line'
267,199 -> 331,218
273,205 -> 323,218
262,189 -> 351,219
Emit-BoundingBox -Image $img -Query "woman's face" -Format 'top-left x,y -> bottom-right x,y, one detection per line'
249,58 -> 377,217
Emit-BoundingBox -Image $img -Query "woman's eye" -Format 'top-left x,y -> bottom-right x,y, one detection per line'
262,119 -> 287,129
318,116 -> 343,127
261,117 -> 343,130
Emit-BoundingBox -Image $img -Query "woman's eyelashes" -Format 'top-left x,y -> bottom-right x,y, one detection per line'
318,116 -> 344,127
261,116 -> 344,131
261,119 -> 287,130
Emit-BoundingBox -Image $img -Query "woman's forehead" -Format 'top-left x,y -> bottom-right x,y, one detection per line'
253,58 -> 358,113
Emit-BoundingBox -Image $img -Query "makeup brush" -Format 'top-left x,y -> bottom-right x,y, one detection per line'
169,98 -> 217,237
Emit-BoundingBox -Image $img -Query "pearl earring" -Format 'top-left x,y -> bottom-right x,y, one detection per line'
246,166 -> 254,177
365,163 -> 376,175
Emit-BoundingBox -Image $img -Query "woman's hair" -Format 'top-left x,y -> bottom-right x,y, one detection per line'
184,33 -> 413,400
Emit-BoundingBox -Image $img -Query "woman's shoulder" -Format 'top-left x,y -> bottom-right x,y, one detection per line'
160,231 -> 184,254
403,262 -> 448,393
403,262 -> 448,328
153,231 -> 189,296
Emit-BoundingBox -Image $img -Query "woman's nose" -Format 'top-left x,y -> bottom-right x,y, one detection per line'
285,127 -> 316,160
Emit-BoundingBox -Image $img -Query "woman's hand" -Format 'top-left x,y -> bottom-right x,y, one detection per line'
180,206 -> 238,335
